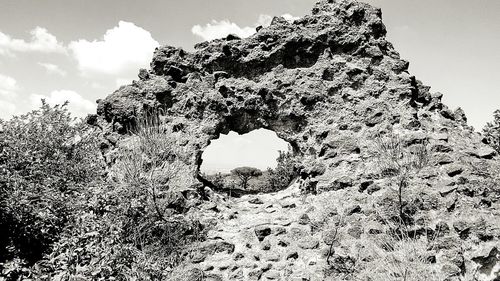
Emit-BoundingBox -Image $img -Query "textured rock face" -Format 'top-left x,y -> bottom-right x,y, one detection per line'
92,0 -> 500,279
94,0 -> 469,189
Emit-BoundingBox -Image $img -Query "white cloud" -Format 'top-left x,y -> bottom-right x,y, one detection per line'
69,21 -> 159,76
38,62 -> 67,76
0,27 -> 66,56
0,73 -> 18,98
115,78 -> 132,87
192,14 -> 300,41
256,14 -> 300,27
192,20 -> 257,41
30,90 -> 96,118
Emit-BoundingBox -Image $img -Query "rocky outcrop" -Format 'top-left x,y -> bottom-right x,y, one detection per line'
90,0 -> 500,279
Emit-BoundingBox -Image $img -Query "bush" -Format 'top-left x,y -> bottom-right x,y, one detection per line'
266,150 -> 298,191
29,111 -> 205,280
483,109 -> 500,153
0,101 -> 104,264
373,133 -> 429,225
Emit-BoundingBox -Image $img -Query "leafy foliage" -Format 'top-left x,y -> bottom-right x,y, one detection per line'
483,109 -> 500,153
0,101 -> 104,264
266,150 -> 298,191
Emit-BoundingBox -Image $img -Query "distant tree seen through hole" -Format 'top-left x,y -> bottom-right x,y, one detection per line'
200,129 -> 299,196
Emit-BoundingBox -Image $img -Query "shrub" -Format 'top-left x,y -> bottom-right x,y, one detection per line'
266,150 -> 298,191
0,101 -> 103,264
113,112 -> 205,269
32,111 -> 205,280
483,109 -> 500,153
373,133 -> 429,225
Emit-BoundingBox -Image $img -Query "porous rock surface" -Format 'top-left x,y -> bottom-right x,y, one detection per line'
91,0 -> 500,279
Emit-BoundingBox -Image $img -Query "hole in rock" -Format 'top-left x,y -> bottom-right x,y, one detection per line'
200,129 -> 298,197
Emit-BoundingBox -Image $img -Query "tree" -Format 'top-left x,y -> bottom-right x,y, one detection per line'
374,133 -> 429,225
483,109 -> 500,153
231,167 -> 262,189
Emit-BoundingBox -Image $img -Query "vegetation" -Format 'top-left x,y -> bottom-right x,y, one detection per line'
373,133 -> 430,225
0,106 -> 207,280
356,224 -> 446,281
0,104 -> 469,280
230,166 -> 263,190
0,101 -> 104,274
203,150 -> 298,195
265,150 -> 298,192
483,109 -> 500,153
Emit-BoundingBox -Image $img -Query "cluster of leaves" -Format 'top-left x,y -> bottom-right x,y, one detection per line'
483,109 -> 500,153
265,150 -> 298,192
12,111 -> 206,280
0,102 -> 104,272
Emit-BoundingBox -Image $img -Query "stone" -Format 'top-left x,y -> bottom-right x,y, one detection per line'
441,263 -> 461,277
233,253 -> 245,261
265,270 -> 281,280
298,238 -> 319,249
298,213 -> 311,225
249,198 -> 264,204
471,147 -> 497,159
280,201 -> 296,209
453,220 -> 471,239
266,253 -> 281,262
273,226 -> 287,236
344,204 -> 362,216
261,239 -> 270,251
444,164 -> 464,177
193,241 -> 235,263
326,176 -> 353,191
347,225 -> 363,239
248,269 -> 263,280
434,153 -> 454,165
286,251 -> 299,260
366,183 -> 381,194
255,226 -> 272,241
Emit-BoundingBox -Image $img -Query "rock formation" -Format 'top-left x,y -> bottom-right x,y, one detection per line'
90,0 -> 500,279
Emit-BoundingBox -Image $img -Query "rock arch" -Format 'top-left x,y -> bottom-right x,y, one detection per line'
92,0 -> 477,195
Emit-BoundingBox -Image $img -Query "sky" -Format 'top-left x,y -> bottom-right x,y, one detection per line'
200,129 -> 289,174
1,0 -> 499,172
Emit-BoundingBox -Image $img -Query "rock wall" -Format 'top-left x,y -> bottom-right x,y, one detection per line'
90,0 -> 500,279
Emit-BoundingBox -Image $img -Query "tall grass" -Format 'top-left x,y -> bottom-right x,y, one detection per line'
356,234 -> 445,280
116,111 -> 177,222
355,218 -> 447,281
113,111 -> 205,271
